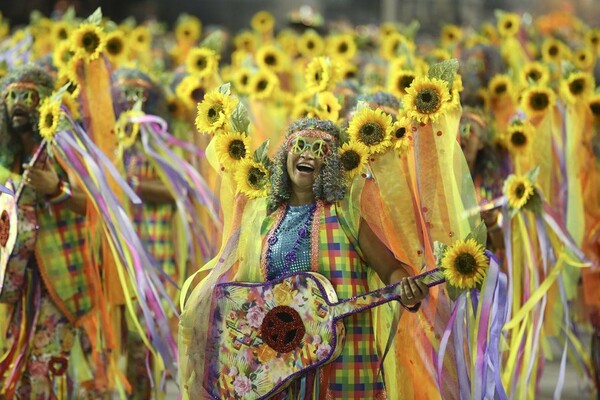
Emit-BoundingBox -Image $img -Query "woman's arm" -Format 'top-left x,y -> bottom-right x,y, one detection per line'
357,218 -> 428,307
133,177 -> 175,204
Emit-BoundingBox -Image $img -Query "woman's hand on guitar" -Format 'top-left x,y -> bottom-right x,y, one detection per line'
399,277 -> 429,307
23,159 -> 60,196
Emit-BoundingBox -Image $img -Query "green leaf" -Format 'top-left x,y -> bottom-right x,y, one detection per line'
51,84 -> 71,103
84,7 -> 103,26
433,241 -> 448,268
446,283 -> 463,302
217,83 -> 231,96
63,6 -> 77,22
253,139 -> 270,165
467,221 -> 488,247
399,20 -> 420,40
523,190 -> 543,215
525,165 -> 540,184
200,31 -> 224,54
509,206 -> 520,219
427,59 -> 459,90
231,101 -> 250,133
355,100 -> 370,113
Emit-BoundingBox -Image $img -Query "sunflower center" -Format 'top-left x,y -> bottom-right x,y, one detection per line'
67,82 -> 78,95
395,127 -> 406,139
514,183 -> 526,198
44,113 -> 54,128
399,76 -> 414,92
107,38 -> 123,55
228,139 -> 247,160
341,150 -> 360,171
207,105 -> 222,122
511,131 -> 527,147
549,46 -> 558,56
505,22 -> 513,30
183,29 -> 190,37
82,32 -> 100,54
527,70 -> 541,81
454,253 -> 478,275
415,88 -> 441,114
257,79 -> 268,91
590,102 -> 600,116
248,167 -> 266,188
307,40 -> 315,50
494,83 -> 507,96
530,93 -> 549,111
240,75 -> 249,85
196,57 -> 207,69
314,70 -> 322,83
359,122 -> 385,145
569,78 -> 585,95
338,43 -> 348,53
168,102 -> 178,113
579,54 -> 587,62
265,54 -> 276,65
191,88 -> 205,102
58,28 -> 68,40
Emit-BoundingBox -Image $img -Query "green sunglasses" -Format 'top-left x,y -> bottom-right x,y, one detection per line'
287,137 -> 330,158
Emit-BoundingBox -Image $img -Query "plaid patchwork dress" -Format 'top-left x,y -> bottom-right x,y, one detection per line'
250,201 -> 386,400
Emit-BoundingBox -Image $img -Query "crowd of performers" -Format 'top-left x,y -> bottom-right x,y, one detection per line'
0,5 -> 599,399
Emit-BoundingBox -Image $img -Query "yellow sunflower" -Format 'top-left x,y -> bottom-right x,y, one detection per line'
338,61 -> 358,81
70,23 -> 105,62
53,41 -> 75,70
186,47 -> 219,78
503,174 -> 535,210
587,93 -> 600,122
573,47 -> 595,71
195,90 -> 238,134
291,103 -> 319,120
488,74 -> 514,99
388,69 -> 416,98
248,69 -> 279,100
232,67 -> 252,95
520,85 -> 556,117
234,159 -> 270,199
251,11 -> 275,34
55,71 -> 81,99
130,25 -> 152,52
347,108 -> 393,154
497,12 -> 520,37
256,44 -> 287,73
276,29 -> 299,58
441,238 -> 488,290
326,34 -> 357,61
339,141 -> 369,179
38,98 -> 62,142
440,24 -> 463,46
585,29 -> 600,53
51,20 -> 71,43
520,61 -> 550,86
234,31 -> 257,53
560,72 -> 595,104
305,56 -> 340,93
176,75 -> 206,110
474,88 -> 490,110
505,120 -> 534,155
115,110 -> 142,149
391,117 -> 412,156
316,91 -> 342,121
104,30 -> 129,66
214,132 -> 250,166
403,76 -> 451,125
541,38 -> 566,64
481,22 -> 498,43
381,32 -> 415,60
297,29 -> 325,58
175,16 -> 202,43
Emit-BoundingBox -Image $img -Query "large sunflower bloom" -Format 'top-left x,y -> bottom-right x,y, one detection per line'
541,38 -> 566,64
256,44 -> 287,73
441,238 -> 488,290
505,120 -> 533,155
251,11 -> 275,34
403,76 -> 451,125
326,34 -> 357,61
497,12 -> 520,37
234,159 -> 270,199
560,72 -> 595,105
388,69 -> 416,98
339,141 -> 369,179
248,69 -> 279,100
38,98 -> 62,142
195,90 -> 238,134
51,20 -> 71,43
488,74 -> 514,99
105,30 -> 129,66
297,30 -> 325,58
347,108 -> 393,154
70,23 -> 105,62
214,132 -> 250,167
186,47 -> 219,78
503,174 -> 535,210
520,62 -> 550,86
520,85 -> 556,117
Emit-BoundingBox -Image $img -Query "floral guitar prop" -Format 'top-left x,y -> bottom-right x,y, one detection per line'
203,268 -> 446,400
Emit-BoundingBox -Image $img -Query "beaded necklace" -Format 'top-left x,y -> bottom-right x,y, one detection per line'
264,202 -> 318,281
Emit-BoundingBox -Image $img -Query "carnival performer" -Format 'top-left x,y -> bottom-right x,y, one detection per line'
179,117 -> 429,399
0,65 -> 105,398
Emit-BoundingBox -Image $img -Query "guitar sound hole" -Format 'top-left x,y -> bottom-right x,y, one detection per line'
260,305 -> 305,353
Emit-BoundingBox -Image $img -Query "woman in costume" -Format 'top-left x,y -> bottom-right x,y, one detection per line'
179,117 -> 429,399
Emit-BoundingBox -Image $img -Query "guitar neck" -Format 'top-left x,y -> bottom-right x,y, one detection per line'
332,268 -> 445,320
